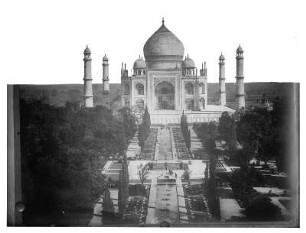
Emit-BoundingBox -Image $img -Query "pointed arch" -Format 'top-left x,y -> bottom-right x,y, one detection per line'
185,98 -> 194,110
124,84 -> 130,95
185,83 -> 194,95
136,99 -> 144,108
136,83 -> 144,95
200,83 -> 205,94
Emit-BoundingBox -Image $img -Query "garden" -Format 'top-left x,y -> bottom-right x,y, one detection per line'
183,184 -> 212,223
122,184 -> 150,225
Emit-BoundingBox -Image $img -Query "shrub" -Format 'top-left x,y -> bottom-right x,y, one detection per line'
128,184 -> 147,197
230,167 -> 264,207
243,197 -> 283,221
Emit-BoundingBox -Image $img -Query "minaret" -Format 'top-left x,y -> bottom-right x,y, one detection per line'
102,54 -> 110,93
194,69 -> 199,111
235,45 -> 245,109
83,45 -> 94,108
219,53 -> 226,106
121,63 -> 130,107
199,62 -> 208,110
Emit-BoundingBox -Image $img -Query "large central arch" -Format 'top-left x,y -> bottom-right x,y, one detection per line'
155,81 -> 175,110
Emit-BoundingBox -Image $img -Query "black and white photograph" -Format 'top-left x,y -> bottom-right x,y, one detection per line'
3,0 -> 303,229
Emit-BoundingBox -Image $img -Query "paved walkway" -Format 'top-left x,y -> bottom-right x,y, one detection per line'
155,183 -> 180,224
189,127 -> 207,159
88,190 -> 118,226
155,127 -> 173,160
145,172 -> 187,224
98,126 -> 206,225
88,196 -> 103,227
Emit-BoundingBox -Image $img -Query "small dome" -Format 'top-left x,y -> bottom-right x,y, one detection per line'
219,53 -> 225,60
182,55 -> 195,68
237,45 -> 243,53
103,54 -> 108,61
84,45 -> 91,54
133,56 -> 146,69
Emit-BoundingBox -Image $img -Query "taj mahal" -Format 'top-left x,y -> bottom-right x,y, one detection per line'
83,19 -> 246,124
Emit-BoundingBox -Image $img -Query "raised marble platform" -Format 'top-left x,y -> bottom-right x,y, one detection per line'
150,105 -> 235,125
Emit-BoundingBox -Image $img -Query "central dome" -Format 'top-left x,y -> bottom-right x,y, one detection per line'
143,20 -> 184,69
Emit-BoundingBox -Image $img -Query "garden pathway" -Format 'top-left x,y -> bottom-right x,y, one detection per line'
155,127 -> 173,160
155,183 -> 180,224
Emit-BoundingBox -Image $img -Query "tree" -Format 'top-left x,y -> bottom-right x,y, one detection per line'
186,129 -> 191,150
182,169 -> 192,185
138,106 -> 151,148
138,168 -> 150,185
243,197 -> 282,221
205,138 -> 216,156
19,99 -> 130,225
230,167 -> 264,207
117,107 -> 137,141
269,97 -> 291,172
181,111 -> 191,151
193,121 -> 218,159
206,141 -> 220,219
181,111 -> 188,132
219,112 -> 237,150
227,148 -> 250,167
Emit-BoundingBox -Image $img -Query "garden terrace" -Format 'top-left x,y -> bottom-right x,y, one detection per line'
129,184 -> 151,197
184,195 -> 212,223
172,127 -> 191,159
148,161 -> 188,171
121,184 -> 150,225
139,128 -> 158,160
184,184 -> 205,196
190,128 -> 207,160
122,196 -> 148,225
183,184 -> 212,223
102,161 -> 124,181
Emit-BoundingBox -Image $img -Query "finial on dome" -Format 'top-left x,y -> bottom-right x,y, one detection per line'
162,17 -> 164,25
139,55 -> 141,59
187,53 -> 189,58
103,53 -> 108,61
237,44 -> 244,53
84,45 -> 91,54
219,52 -> 225,60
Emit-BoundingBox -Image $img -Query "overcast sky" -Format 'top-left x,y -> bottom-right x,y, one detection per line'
1,0 -> 304,84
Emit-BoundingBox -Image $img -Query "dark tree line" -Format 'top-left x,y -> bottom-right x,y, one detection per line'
193,121 -> 218,155
207,141 -> 221,219
193,122 -> 220,219
193,97 -> 291,221
20,99 -> 136,225
117,107 -> 137,143
217,98 -> 292,221
218,98 -> 290,171
230,167 -> 282,221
